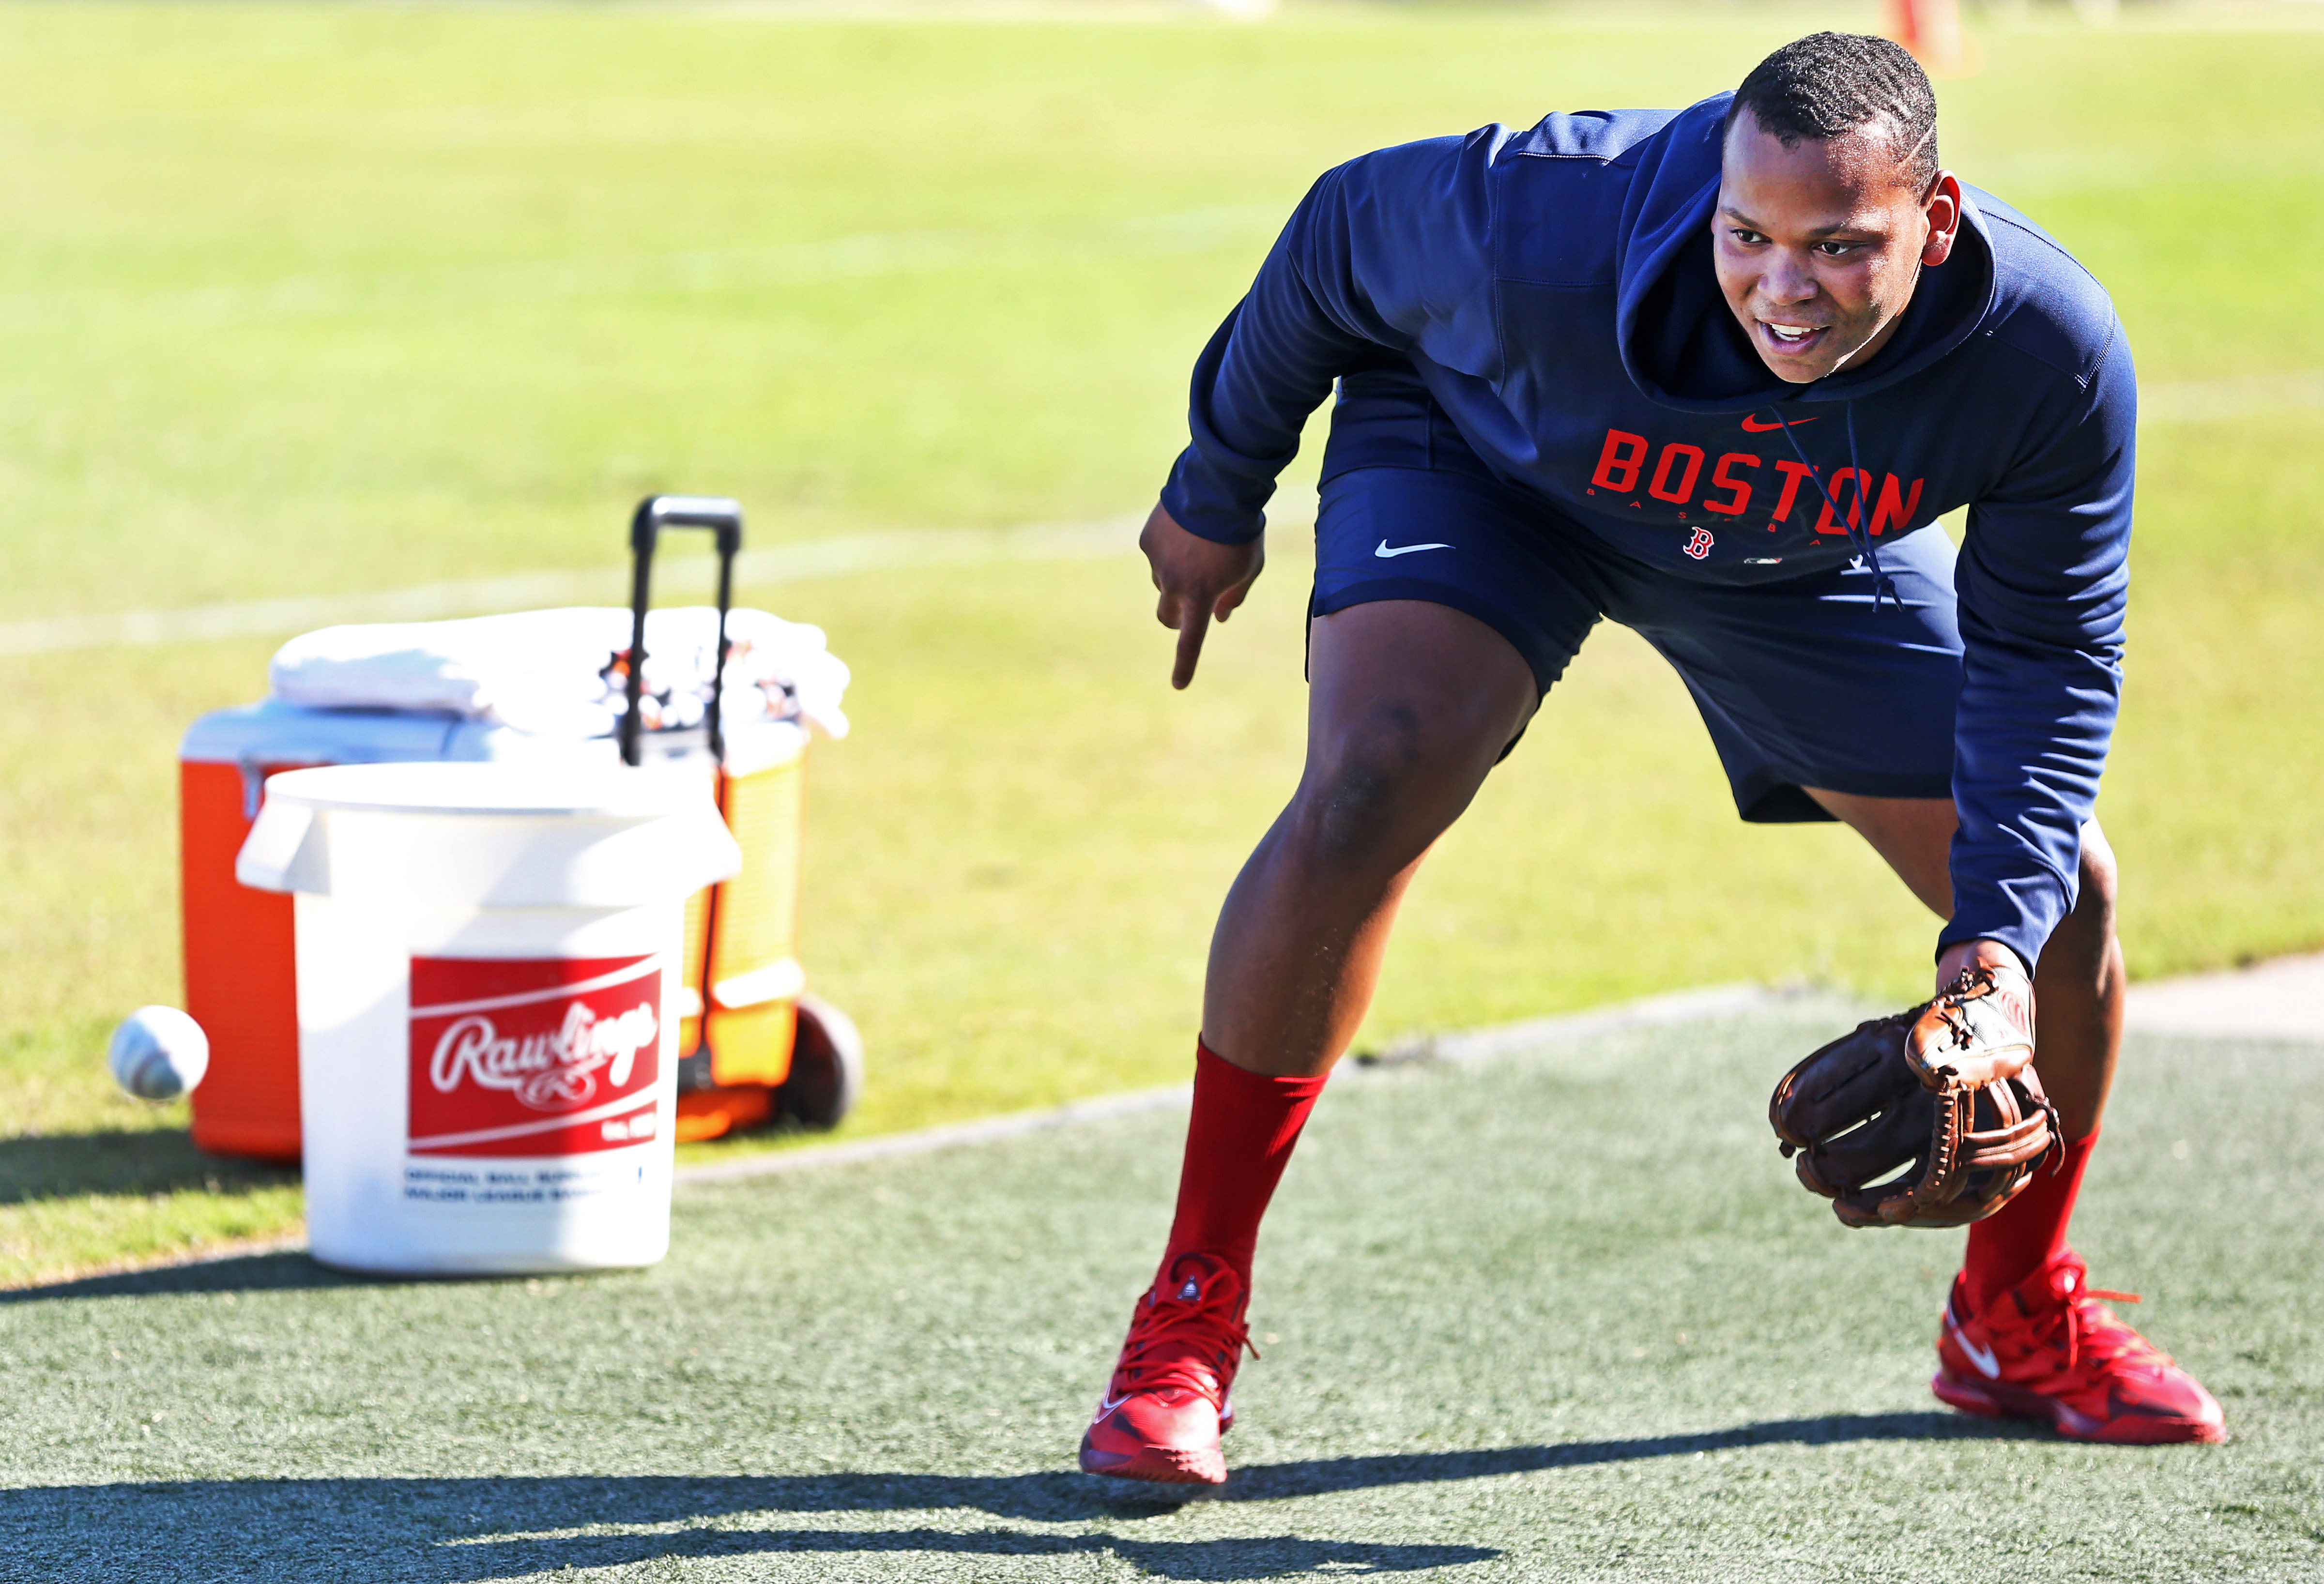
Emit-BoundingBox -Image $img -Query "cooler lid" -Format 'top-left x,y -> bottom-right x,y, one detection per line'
180,699 -> 464,766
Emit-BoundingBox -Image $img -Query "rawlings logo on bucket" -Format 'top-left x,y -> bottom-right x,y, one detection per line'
428,1001 -> 660,1112
408,955 -> 664,1158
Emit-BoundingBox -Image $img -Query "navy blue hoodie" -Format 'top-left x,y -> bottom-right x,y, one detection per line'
1159,94 -> 2132,971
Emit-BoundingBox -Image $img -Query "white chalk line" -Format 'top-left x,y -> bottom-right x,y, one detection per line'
2123,949 -> 2324,1043
0,516 -> 1145,659
670,982 -> 1784,1188
669,964 -> 2323,1191
4,366 -> 2311,662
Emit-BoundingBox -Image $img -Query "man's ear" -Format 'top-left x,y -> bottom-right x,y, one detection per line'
1921,170 -> 1963,267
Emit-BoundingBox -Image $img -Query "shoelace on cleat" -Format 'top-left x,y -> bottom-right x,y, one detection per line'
1112,1266 -> 1258,1409
2029,1270 -> 2168,1373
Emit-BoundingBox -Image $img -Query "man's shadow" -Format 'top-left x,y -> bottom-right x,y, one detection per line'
439,1527 -> 1495,1580
3,1413 -> 2032,1580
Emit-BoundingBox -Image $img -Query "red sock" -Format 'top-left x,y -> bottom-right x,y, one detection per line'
1158,1040 -> 1328,1286
1961,1129 -> 2098,1312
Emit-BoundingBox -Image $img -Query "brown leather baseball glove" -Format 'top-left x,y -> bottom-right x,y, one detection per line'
1769,962 -> 2061,1228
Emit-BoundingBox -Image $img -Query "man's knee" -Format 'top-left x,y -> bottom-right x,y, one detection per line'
1293,700 -> 1488,869
1288,600 -> 1536,872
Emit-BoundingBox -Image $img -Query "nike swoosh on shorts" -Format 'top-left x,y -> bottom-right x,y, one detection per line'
1374,539 -> 1453,558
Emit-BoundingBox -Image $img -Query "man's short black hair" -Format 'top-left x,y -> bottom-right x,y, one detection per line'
1726,32 -> 1940,192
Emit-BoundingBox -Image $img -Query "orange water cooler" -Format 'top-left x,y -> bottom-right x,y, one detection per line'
179,494 -> 858,1162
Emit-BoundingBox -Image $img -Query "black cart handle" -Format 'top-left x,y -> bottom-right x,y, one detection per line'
620,494 -> 745,768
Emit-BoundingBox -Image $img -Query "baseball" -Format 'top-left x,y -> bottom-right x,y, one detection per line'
107,1005 -> 211,1102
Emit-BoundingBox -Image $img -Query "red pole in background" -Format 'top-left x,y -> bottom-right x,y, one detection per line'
1889,0 -> 1967,76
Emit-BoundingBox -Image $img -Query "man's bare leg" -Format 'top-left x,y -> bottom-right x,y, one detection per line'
1202,601 -> 1540,1077
1803,789 -> 2123,1139
1079,596 -> 1538,1483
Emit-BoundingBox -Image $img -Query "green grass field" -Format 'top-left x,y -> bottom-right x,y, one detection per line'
4,1002 -> 2317,1580
1,2 -> 2322,1283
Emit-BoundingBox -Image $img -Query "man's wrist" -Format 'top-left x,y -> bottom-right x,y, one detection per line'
1935,937 -> 2028,989
1169,512 -> 1266,548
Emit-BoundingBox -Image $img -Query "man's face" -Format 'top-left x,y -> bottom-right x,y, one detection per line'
1712,115 -> 1959,384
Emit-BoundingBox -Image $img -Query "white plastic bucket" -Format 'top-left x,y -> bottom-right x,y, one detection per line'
236,761 -> 741,1276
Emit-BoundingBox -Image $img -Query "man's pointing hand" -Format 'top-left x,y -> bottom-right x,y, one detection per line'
1141,502 -> 1264,690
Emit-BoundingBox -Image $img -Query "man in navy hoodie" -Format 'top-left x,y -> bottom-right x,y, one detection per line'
1080,32 -> 2223,1485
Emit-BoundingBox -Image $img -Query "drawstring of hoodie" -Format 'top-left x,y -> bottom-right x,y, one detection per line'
1766,401 -> 1899,612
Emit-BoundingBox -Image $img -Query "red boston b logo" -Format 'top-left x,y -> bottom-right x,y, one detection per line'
1683,528 -> 1716,561
407,954 -> 664,1158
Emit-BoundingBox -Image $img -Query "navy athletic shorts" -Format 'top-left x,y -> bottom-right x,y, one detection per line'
1310,442 -> 1964,825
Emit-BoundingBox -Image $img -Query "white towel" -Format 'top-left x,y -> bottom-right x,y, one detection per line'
268,607 -> 851,741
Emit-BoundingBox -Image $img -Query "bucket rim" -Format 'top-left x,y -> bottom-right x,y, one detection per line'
258,761 -> 709,820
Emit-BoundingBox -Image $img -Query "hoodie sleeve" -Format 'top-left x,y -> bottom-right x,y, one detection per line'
1158,134 -> 1502,544
1943,317 -> 2134,972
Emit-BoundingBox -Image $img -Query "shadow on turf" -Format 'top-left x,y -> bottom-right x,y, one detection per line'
1,1249 -> 664,1304
9,1416 -> 2033,1577
0,1249 -> 699,1302
438,1529 -> 1496,1579
0,1128 -> 296,1208
0,1249 -> 440,1302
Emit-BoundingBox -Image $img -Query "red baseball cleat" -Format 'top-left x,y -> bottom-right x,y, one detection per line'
1078,1252 -> 1255,1485
1933,1249 -> 2224,1444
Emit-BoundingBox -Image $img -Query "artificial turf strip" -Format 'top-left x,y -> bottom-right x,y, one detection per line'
2,1002 -> 2315,1583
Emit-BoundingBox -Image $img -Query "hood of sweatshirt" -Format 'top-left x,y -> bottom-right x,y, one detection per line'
1610,94 -> 1997,415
